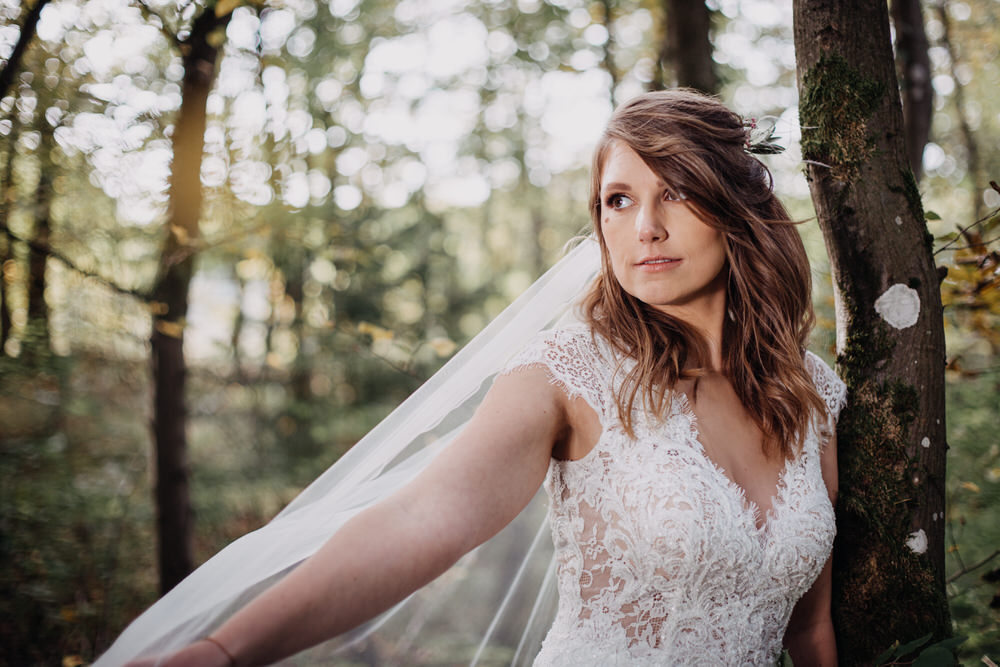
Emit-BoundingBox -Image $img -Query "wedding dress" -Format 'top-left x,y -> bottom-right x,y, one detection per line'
502,326 -> 846,666
96,237 -> 846,666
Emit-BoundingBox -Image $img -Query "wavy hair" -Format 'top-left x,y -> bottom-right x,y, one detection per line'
583,89 -> 827,458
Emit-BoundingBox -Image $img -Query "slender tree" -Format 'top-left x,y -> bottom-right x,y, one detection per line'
0,110 -> 18,355
0,0 -> 50,102
935,0 -> 984,221
25,120 -> 53,353
651,0 -> 716,94
597,0 -> 619,96
892,0 -> 933,182
793,1 -> 950,663
149,4 -> 233,594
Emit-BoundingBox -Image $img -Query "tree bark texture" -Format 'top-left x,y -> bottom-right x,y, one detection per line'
150,7 -> 231,595
0,113 -> 17,355
597,0 -> 619,96
793,1 -> 950,663
26,121 -> 53,352
891,0 -> 933,182
652,0 -> 716,94
0,236 -> 10,354
0,0 -> 50,102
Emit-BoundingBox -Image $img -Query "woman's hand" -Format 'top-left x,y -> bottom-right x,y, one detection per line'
124,638 -> 234,667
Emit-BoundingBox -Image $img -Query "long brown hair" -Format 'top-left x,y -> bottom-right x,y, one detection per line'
583,89 -> 826,458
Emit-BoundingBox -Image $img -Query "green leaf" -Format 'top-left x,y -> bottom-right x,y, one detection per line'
873,641 -> 899,665
925,210 -> 942,220
895,633 -> 934,658
776,649 -> 794,667
930,635 -> 967,651
912,645 -> 955,667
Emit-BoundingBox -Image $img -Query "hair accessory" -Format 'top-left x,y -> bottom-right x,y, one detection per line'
743,116 -> 785,155
202,636 -> 236,667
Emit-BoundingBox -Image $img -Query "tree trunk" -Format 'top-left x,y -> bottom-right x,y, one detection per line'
0,0 -> 50,102
0,236 -> 9,354
597,0 -> 618,97
26,121 -> 52,353
150,7 -> 231,595
652,0 -> 716,93
793,1 -> 950,663
935,1 -> 983,221
891,0 -> 933,182
0,112 -> 18,355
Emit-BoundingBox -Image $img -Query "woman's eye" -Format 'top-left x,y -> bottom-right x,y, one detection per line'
607,194 -> 633,210
664,190 -> 686,202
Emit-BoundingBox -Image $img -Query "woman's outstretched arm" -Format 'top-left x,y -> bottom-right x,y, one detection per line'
129,367 -> 565,667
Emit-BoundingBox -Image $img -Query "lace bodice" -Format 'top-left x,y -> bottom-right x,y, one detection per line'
502,325 -> 847,666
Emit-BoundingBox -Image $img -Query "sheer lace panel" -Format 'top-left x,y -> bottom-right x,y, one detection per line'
503,327 -> 845,666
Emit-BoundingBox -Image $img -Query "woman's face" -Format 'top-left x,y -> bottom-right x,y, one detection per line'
598,141 -> 728,323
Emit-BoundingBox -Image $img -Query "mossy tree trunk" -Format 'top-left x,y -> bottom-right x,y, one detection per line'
793,1 -> 950,664
650,0 -> 716,94
150,6 -> 232,594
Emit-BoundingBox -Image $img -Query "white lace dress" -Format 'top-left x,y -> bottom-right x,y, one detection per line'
503,325 -> 847,667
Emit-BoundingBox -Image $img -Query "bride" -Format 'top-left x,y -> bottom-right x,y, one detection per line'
110,88 -> 845,666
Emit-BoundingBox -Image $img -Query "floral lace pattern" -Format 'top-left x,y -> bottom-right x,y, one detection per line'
502,325 -> 846,666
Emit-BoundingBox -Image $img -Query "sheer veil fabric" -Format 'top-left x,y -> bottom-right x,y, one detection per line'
96,238 -> 602,667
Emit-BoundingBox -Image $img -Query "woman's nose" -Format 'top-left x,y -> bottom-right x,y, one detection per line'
635,204 -> 667,243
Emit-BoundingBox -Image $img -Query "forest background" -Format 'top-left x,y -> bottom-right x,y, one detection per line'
0,0 -> 997,664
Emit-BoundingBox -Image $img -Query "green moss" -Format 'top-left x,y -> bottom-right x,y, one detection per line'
832,276 -> 952,664
889,168 -> 936,253
800,53 -> 885,182
898,168 -> 925,223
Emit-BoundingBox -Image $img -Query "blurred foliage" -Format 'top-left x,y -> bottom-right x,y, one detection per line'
0,0 -> 997,664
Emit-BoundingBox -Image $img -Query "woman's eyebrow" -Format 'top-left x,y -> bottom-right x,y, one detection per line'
602,180 -> 669,193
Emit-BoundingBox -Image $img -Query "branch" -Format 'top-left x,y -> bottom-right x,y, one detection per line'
938,232 -> 1000,253
934,199 -> 1000,255
132,0 -> 182,49
0,0 -> 51,102
0,223 -> 149,302
947,518 -> 968,575
333,324 -> 424,382
947,548 -> 1000,584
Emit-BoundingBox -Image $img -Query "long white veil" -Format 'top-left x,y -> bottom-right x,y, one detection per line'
96,237 -> 601,666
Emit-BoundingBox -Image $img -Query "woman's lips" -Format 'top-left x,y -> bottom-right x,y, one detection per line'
635,257 -> 681,271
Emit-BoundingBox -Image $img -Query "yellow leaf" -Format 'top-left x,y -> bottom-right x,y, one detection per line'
62,656 -> 84,667
148,301 -> 169,315
427,337 -> 457,357
59,606 -> 77,623
155,319 -> 186,338
959,481 -> 980,493
357,321 -> 394,342
215,0 -> 241,18
170,224 -> 190,245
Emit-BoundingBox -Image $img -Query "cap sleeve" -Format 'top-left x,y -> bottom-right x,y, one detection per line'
804,350 -> 848,424
501,325 -> 608,420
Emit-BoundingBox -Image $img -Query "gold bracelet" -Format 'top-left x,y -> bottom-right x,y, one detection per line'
202,636 -> 236,667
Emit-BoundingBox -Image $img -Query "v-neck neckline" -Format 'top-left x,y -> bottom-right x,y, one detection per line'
673,392 -> 795,536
